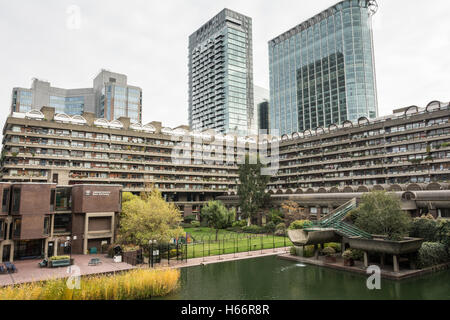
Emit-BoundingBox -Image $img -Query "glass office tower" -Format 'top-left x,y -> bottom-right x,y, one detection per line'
189,9 -> 254,136
269,0 -> 379,135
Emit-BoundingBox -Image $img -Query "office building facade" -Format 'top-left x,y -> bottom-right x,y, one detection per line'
11,70 -> 142,123
189,9 -> 254,136
269,0 -> 379,135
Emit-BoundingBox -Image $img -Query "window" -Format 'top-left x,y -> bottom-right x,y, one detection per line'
2,189 -> 9,212
12,188 -> 21,212
43,216 -> 50,236
50,189 -> 55,212
54,214 -> 71,233
13,218 -> 21,238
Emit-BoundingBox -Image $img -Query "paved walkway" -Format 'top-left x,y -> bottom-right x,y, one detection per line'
0,255 -> 135,287
146,247 -> 291,269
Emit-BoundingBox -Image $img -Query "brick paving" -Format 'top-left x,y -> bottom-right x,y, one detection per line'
0,255 -> 135,287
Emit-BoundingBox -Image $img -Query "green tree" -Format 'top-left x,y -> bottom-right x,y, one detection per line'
201,201 -> 236,240
237,155 -> 270,225
352,191 -> 412,241
119,189 -> 184,246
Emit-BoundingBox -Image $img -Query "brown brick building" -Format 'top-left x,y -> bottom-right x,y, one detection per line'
0,183 -> 121,262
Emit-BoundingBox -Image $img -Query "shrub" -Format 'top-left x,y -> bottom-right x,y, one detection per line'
342,250 -> 353,260
233,220 -> 247,228
325,243 -> 341,252
289,220 -> 313,230
350,249 -> 364,261
0,269 -> 180,300
417,242 -> 449,268
275,223 -> 287,236
264,221 -> 276,233
190,221 -> 200,228
290,246 -> 297,256
322,247 -> 336,256
410,217 -> 439,242
437,220 -> 450,252
184,215 -> 196,224
49,256 -> 70,261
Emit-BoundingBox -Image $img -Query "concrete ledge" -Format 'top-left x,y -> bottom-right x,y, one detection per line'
278,254 -> 450,281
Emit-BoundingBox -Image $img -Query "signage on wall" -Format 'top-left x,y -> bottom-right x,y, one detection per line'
85,190 -> 111,196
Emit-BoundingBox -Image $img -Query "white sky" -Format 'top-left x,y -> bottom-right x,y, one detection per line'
0,0 -> 449,129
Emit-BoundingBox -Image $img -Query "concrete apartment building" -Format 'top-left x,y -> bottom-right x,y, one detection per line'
11,70 -> 142,124
189,9 -> 254,136
0,183 -> 121,262
1,101 -> 449,220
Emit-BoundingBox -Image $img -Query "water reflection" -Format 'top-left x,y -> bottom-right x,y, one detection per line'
161,256 -> 450,300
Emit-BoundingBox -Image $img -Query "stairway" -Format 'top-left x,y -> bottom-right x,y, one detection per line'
311,198 -> 372,240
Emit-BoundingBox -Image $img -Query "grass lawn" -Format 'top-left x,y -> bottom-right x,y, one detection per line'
183,227 -> 292,259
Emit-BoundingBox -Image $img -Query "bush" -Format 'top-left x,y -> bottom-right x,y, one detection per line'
264,221 -> 276,233
233,220 -> 247,228
437,220 -> 450,252
288,220 -> 313,230
342,250 -> 353,260
267,209 -> 284,225
0,269 -> 180,300
350,249 -> 364,261
290,246 -> 297,256
190,221 -> 200,228
275,223 -> 287,236
417,242 -> 449,268
242,225 -> 265,234
49,256 -> 70,261
184,215 -> 196,224
322,247 -> 336,256
325,243 -> 341,252
410,217 -> 439,242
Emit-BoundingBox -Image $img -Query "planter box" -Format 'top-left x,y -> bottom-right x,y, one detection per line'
49,259 -> 71,268
348,237 -> 423,255
344,258 -> 355,267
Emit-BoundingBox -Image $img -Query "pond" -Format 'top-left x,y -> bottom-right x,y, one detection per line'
161,256 -> 450,300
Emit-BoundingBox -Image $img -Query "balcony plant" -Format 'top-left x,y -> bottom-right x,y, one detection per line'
342,249 -> 355,266
322,247 -> 336,263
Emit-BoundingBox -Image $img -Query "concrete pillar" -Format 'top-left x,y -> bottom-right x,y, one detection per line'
314,244 -> 319,260
363,251 -> 369,268
0,244 -> 3,263
54,239 -> 58,257
393,255 -> 399,273
84,214 -> 89,255
44,239 -> 49,258
9,243 -> 14,262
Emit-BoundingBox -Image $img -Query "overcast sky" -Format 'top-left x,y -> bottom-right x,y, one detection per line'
0,0 -> 449,129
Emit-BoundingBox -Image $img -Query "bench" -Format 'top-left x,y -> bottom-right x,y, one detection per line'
88,258 -> 102,266
49,259 -> 71,268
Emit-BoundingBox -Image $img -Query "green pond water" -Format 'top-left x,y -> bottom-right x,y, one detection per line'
162,256 -> 450,300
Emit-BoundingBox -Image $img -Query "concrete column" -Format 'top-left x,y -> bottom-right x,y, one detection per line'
84,214 -> 89,255
314,244 -> 319,260
393,255 -> 399,273
363,251 -> 369,268
54,239 -> 58,257
0,244 -> 3,263
44,239 -> 49,258
9,243 -> 14,262
111,213 -> 116,244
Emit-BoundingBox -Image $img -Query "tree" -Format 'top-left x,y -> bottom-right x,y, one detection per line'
119,189 -> 184,246
281,201 -> 308,226
352,191 -> 412,241
237,155 -> 270,225
201,201 -> 236,240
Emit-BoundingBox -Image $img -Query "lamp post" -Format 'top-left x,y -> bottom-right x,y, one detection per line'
66,235 -> 77,269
